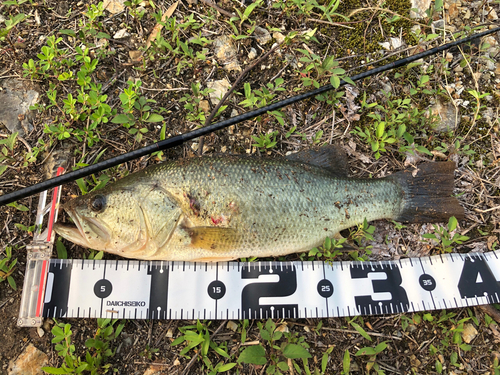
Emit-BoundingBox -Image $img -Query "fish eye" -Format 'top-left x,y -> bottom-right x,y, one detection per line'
90,195 -> 106,213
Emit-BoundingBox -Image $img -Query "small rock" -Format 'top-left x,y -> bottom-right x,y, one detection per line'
430,101 -> 460,133
304,326 -> 311,333
410,0 -> 432,19
273,32 -> 285,44
254,26 -> 271,44
448,3 -> 460,19
486,58 -> 496,71
103,0 -> 126,13
276,324 -> 289,333
379,41 -> 391,51
0,79 -> 39,135
230,109 -> 238,118
410,354 -> 422,367
143,363 -> 168,375
221,145 -> 227,153
42,319 -> 53,332
248,47 -> 257,60
207,78 -> 231,106
462,324 -> 478,343
0,14 -> 6,24
8,344 -> 48,375
198,100 -> 210,113
37,327 -> 45,338
113,28 -> 130,39
227,321 -> 238,332
129,50 -> 143,63
213,36 -> 241,72
390,37 -> 403,50
488,8 -> 499,20
166,328 -> 173,338
173,358 -> 181,366
454,65 -> 463,72
464,9 -> 471,19
432,19 -> 445,33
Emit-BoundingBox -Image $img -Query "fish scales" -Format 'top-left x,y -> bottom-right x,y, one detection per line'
54,151 -> 463,261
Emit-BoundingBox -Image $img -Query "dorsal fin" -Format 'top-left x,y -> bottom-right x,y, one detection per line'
285,145 -> 349,177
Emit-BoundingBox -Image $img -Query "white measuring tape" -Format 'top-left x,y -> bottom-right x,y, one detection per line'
19,251 -> 500,323
17,174 -> 500,326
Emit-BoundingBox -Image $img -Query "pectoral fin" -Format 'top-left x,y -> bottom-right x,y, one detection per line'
186,227 -> 241,252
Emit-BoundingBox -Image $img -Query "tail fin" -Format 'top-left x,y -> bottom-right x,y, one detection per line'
390,162 -> 464,223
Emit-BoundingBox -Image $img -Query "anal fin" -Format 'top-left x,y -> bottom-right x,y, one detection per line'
186,227 -> 241,252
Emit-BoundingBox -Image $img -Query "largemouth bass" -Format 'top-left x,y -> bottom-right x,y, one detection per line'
54,146 -> 463,261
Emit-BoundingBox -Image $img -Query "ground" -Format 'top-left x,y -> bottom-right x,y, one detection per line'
1,0 -> 500,374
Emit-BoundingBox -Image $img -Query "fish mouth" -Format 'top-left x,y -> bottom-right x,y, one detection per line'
54,208 -> 111,249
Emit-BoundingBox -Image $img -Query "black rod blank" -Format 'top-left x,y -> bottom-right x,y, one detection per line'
1,26 -> 499,206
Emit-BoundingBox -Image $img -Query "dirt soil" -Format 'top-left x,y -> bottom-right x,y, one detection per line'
1,0 -> 500,374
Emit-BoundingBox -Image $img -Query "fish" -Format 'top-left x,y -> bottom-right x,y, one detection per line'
54,146 -> 464,261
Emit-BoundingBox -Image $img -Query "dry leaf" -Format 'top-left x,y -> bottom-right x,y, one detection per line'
146,1 -> 178,50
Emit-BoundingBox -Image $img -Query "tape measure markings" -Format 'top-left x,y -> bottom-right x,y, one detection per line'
38,251 -> 500,320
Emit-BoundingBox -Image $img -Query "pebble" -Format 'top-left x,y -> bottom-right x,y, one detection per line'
410,0 -> 432,19
198,100 -> 210,113
430,100 -> 460,132
226,321 -> 238,332
8,344 -> 48,375
213,36 -> 241,72
488,8 -> 499,20
254,26 -> 271,44
113,28 -> 130,39
462,323 -> 478,343
207,78 -> 231,105
248,47 -> 257,60
103,0 -> 126,14
0,79 -> 39,135
273,31 -> 285,44
37,327 -> 45,338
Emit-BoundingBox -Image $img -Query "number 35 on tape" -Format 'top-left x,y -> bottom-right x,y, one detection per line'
37,251 -> 500,320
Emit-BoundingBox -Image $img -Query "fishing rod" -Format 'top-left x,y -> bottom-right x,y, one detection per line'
1,26 -> 499,206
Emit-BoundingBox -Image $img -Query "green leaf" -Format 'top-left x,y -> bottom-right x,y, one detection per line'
330,75 -> 340,89
448,216 -> 458,232
342,349 -> 350,373
111,114 -> 132,124
60,29 -> 77,37
41,367 -> 71,374
75,363 -> 88,373
374,341 -> 387,353
277,361 -> 290,371
144,113 -> 164,123
0,165 -> 8,177
283,344 -> 311,359
217,362 -> 237,372
56,238 -> 68,259
237,345 -> 267,365
350,322 -> 371,341
96,32 -> 111,39
8,276 -> 17,290
355,346 -> 376,356
376,122 -> 385,138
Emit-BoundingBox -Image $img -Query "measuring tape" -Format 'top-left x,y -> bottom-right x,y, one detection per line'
17,177 -> 500,325
18,250 -> 500,323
